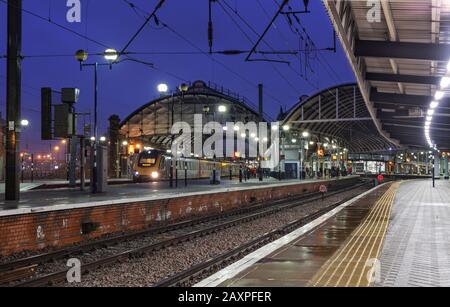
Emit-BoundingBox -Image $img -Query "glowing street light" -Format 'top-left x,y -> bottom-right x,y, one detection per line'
104,48 -> 119,62
20,119 -> 29,127
157,83 -> 169,94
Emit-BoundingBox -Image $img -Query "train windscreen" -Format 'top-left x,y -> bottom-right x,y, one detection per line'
138,151 -> 159,167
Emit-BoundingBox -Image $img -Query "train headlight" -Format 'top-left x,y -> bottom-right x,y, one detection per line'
151,171 -> 159,179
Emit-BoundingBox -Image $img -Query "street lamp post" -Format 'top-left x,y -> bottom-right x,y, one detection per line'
75,49 -> 119,193
300,131 -> 310,181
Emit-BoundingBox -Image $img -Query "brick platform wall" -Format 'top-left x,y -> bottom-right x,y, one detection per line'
0,177 -> 359,256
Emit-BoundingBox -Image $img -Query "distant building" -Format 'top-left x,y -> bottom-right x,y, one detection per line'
109,80 -> 264,178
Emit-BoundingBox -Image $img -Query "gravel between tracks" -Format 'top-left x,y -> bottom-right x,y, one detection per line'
51,186 -> 369,287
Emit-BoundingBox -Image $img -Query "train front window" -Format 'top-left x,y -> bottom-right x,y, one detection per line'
138,151 -> 158,167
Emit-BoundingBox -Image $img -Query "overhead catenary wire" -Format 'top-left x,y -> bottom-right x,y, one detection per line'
119,0 -> 166,55
119,0 -> 285,118
217,0 -> 302,99
0,0 -> 191,83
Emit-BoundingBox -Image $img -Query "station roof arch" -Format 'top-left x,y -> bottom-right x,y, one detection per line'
119,80 -> 264,149
282,83 -> 398,153
324,0 -> 450,150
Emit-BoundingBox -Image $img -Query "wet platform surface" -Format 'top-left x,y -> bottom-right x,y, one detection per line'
0,177 -> 357,213
375,180 -> 450,287
206,183 -> 392,287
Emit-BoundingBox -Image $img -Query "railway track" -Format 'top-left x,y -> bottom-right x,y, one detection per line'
153,197 -> 349,287
0,180 -> 370,287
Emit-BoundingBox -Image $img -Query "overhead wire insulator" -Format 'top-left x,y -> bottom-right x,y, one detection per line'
217,50 -> 246,55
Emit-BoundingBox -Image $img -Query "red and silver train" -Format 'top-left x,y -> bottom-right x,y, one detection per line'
132,149 -> 241,182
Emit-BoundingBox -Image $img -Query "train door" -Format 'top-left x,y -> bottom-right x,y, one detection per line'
159,156 -> 167,179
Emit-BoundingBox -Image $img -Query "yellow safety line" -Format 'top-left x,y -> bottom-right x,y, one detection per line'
343,188 -> 394,287
355,184 -> 397,287
336,191 -> 391,287
312,183 -> 399,287
309,186 -> 391,286
323,188 -> 391,287
308,182 -> 400,287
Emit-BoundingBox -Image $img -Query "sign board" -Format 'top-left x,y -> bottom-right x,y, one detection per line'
377,174 -> 384,183
319,184 -> 328,193
8,121 -> 14,131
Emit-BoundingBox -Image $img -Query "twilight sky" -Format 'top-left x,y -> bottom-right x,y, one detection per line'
0,0 -> 355,152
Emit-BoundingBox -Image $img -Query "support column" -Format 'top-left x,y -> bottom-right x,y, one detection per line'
434,152 -> 441,178
5,0 -> 22,201
108,115 -> 121,178
69,136 -> 77,187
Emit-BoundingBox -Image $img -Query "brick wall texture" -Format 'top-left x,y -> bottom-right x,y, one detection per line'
0,177 -> 358,256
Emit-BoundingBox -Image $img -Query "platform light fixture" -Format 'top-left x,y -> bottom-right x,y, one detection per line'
302,131 -> 310,138
430,101 -> 439,109
441,77 -> 450,89
218,105 -> 227,113
282,125 -> 290,131
20,119 -> 29,127
435,90 -> 445,100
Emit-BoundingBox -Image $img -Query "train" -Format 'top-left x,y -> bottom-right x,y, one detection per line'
132,149 -> 242,182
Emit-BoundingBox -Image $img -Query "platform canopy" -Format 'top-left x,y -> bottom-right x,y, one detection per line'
282,83 -> 398,153
119,80 -> 263,149
323,0 -> 450,150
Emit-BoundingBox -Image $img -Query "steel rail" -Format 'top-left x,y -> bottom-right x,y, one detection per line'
7,181 -> 368,287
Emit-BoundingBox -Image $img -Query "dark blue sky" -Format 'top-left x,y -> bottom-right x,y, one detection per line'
0,0 -> 355,152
